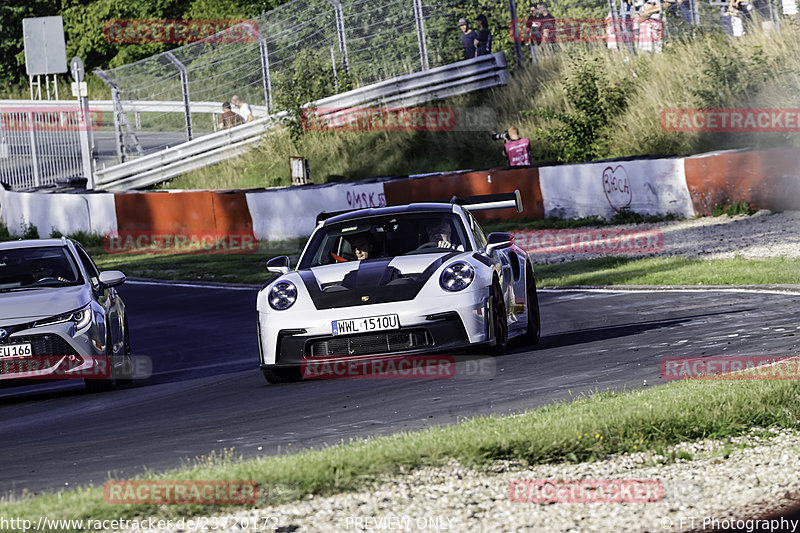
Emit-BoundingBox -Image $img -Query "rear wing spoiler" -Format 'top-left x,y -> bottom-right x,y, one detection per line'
450,190 -> 523,213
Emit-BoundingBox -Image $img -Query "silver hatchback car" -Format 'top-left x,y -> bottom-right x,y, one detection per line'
0,238 -> 131,392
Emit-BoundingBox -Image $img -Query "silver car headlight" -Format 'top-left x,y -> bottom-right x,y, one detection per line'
440,262 -> 475,292
34,303 -> 93,330
269,281 -> 298,310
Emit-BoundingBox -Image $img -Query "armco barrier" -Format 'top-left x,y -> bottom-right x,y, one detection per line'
383,168 -> 544,221
683,148 -> 800,215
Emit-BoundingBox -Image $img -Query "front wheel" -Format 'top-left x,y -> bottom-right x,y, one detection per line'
489,280 -> 508,355
262,366 -> 301,384
521,262 -> 541,346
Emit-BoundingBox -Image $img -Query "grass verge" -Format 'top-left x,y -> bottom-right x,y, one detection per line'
535,255 -> 800,287
2,367 -> 800,530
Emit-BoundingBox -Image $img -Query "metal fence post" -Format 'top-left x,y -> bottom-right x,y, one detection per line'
259,39 -> 273,113
77,92 -> 95,189
413,0 -> 430,70
27,112 -> 41,188
507,0 -> 523,68
110,87 -> 125,163
331,42 -> 339,92
165,52 -> 193,141
326,0 -> 350,75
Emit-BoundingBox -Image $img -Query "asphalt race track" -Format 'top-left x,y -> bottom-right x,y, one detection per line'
1,281 -> 799,496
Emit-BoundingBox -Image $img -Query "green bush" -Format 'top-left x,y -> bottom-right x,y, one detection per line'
531,57 -> 632,164
21,223 -> 39,240
712,201 -> 757,217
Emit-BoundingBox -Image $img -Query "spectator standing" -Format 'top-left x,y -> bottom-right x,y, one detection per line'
219,102 -> 243,129
474,14 -> 492,56
458,18 -> 477,59
537,3 -> 556,48
502,127 -> 531,167
526,4 -> 543,45
231,95 -> 253,123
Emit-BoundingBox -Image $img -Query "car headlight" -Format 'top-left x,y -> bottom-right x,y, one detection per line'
34,303 -> 93,330
440,262 -> 475,292
269,281 -> 298,310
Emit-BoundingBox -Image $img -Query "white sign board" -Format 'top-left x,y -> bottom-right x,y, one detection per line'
23,16 -> 68,75
783,0 -> 798,14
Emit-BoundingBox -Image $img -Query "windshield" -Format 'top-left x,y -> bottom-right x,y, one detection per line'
298,211 -> 471,269
0,246 -> 83,291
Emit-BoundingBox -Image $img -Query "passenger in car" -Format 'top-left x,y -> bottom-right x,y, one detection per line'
426,222 -> 464,251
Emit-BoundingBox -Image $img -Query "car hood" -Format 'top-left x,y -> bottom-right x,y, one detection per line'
298,252 -> 462,310
0,285 -> 89,323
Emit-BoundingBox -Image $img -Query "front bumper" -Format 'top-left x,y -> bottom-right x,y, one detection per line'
258,287 -> 491,366
0,321 -> 105,382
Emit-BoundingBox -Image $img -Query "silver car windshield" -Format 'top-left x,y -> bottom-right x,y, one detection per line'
299,212 -> 470,269
0,246 -> 83,291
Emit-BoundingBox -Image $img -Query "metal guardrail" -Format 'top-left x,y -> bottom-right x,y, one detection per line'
94,53 -> 508,191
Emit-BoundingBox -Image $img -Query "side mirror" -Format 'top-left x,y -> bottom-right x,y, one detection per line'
266,256 -> 290,275
485,232 -> 513,255
98,270 -> 126,289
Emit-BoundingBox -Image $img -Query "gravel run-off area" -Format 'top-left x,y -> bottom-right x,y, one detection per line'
522,210 -> 800,264
133,212 -> 800,533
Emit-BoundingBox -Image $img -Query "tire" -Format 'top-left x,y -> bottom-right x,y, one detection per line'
521,262 -> 541,346
262,366 -> 301,384
118,320 -> 133,385
85,328 -> 116,393
489,279 -> 508,355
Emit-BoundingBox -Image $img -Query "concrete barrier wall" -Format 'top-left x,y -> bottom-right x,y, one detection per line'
683,148 -> 800,215
246,182 -> 386,241
383,168 -> 544,221
0,188 -> 117,236
2,147 -> 798,240
538,158 -> 694,219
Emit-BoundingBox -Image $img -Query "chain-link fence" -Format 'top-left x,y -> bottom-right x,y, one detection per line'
94,0 -> 797,159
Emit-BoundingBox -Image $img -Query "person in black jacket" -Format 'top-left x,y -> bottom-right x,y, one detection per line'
458,18 -> 477,59
474,14 -> 492,56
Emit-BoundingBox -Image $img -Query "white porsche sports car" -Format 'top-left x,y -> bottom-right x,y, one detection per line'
256,191 -> 540,383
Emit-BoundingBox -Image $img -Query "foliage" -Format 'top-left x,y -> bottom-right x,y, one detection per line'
690,38 -> 774,108
272,48 -> 352,144
21,223 -> 39,240
712,201 -> 757,217
0,0 -> 291,92
532,56 -> 632,163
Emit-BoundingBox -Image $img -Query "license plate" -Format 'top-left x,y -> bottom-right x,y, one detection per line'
332,314 -> 400,336
0,343 -> 33,357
